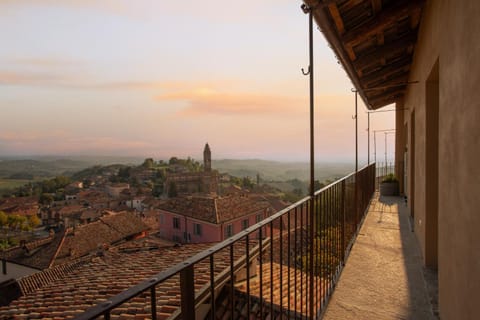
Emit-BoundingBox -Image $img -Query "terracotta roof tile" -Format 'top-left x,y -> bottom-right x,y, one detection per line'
0,238 -> 251,319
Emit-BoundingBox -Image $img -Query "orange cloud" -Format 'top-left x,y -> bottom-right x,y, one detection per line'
156,88 -> 306,116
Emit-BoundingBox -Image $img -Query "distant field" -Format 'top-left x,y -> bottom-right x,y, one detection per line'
0,179 -> 33,190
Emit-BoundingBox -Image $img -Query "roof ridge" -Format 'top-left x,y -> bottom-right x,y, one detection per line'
48,228 -> 70,268
214,198 -> 220,224
18,256 -> 90,295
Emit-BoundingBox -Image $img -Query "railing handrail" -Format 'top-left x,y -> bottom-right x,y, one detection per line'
75,164 -> 375,320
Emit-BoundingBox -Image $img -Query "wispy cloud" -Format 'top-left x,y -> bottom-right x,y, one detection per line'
156,88 -> 305,116
0,70 -> 70,86
9,57 -> 83,68
0,130 -> 153,155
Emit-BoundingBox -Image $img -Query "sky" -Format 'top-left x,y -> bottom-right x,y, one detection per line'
0,0 -> 396,164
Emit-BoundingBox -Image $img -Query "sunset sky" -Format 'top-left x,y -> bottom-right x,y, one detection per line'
0,0 -> 395,163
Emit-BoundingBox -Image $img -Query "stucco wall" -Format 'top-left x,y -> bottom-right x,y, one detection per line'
403,0 -> 480,318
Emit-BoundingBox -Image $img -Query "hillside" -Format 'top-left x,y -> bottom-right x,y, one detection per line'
212,159 -> 354,182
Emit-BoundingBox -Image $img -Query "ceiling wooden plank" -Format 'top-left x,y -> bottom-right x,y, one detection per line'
338,0 -> 364,13
367,88 -> 405,101
328,2 -> 345,35
342,0 -> 424,47
354,32 -> 417,71
360,56 -> 412,85
365,73 -> 410,91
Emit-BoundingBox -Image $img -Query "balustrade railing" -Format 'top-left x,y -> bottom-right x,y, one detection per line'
75,163 -> 375,320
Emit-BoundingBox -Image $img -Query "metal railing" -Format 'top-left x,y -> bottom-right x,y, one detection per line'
75,163 -> 375,320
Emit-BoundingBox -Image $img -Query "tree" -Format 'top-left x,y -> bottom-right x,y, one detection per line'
142,158 -> 155,169
28,215 -> 41,229
168,182 -> 178,198
39,193 -> 54,205
0,211 -> 7,227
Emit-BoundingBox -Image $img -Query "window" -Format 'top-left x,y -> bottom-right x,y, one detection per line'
173,217 -> 180,229
225,224 -> 233,238
193,223 -> 202,236
256,214 -> 262,223
242,219 -> 249,230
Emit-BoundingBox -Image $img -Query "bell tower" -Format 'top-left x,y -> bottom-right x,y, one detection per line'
203,143 -> 211,172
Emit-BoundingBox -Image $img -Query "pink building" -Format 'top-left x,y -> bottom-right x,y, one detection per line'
157,195 -> 273,243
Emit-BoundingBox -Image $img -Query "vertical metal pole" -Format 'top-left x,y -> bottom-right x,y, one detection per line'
341,180 -> 346,265
2,258 -> 6,275
354,90 -> 358,173
367,112 -> 370,164
353,90 -> 359,230
150,287 -> 157,320
301,3 -> 316,318
307,8 -> 315,319
180,265 -> 195,320
385,132 -> 388,167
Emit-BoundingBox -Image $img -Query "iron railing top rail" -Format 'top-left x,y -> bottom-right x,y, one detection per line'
75,164 -> 375,320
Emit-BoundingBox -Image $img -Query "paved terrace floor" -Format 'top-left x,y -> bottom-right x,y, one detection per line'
322,192 -> 437,320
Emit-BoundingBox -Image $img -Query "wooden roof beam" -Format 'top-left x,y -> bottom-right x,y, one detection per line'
369,95 -> 403,109
365,73 -> 410,91
371,0 -> 382,14
328,2 -> 345,35
367,88 -> 405,102
354,32 -> 417,71
361,56 -> 412,86
342,0 -> 424,48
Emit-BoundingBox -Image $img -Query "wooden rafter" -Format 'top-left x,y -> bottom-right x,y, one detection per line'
342,0 -> 424,47
328,2 -> 345,34
369,95 -> 402,109
361,56 -> 412,85
365,73 -> 410,91
354,32 -> 417,71
371,0 -> 382,14
367,88 -> 405,102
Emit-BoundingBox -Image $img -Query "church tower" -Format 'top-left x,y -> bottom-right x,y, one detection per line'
203,143 -> 211,172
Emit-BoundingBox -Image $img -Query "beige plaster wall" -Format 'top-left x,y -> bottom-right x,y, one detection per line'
403,0 -> 480,318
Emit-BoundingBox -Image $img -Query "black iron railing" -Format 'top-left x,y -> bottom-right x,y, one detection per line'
75,163 -> 375,320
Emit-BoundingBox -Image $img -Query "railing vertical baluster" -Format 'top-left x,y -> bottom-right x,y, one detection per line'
180,265 -> 195,320
259,227 -> 264,319
294,205 -> 298,316
328,188 -> 332,295
229,244 -> 234,319
209,254 -> 215,320
322,191 -> 326,305
150,286 -> 157,320
246,235 -> 250,318
341,180 -> 346,265
300,202 -> 304,317
104,311 -> 110,320
280,212 -> 283,317
287,209 -> 291,319
270,220 -> 274,318
315,193 -> 319,313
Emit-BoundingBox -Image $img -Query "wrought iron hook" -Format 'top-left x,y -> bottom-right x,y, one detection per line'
301,66 -> 311,76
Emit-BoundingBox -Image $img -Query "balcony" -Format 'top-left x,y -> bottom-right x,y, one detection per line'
75,164 -> 376,319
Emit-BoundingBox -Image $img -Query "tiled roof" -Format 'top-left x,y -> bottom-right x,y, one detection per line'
7,232 -> 65,270
159,194 -> 270,224
53,211 -> 149,266
0,238 -> 250,319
